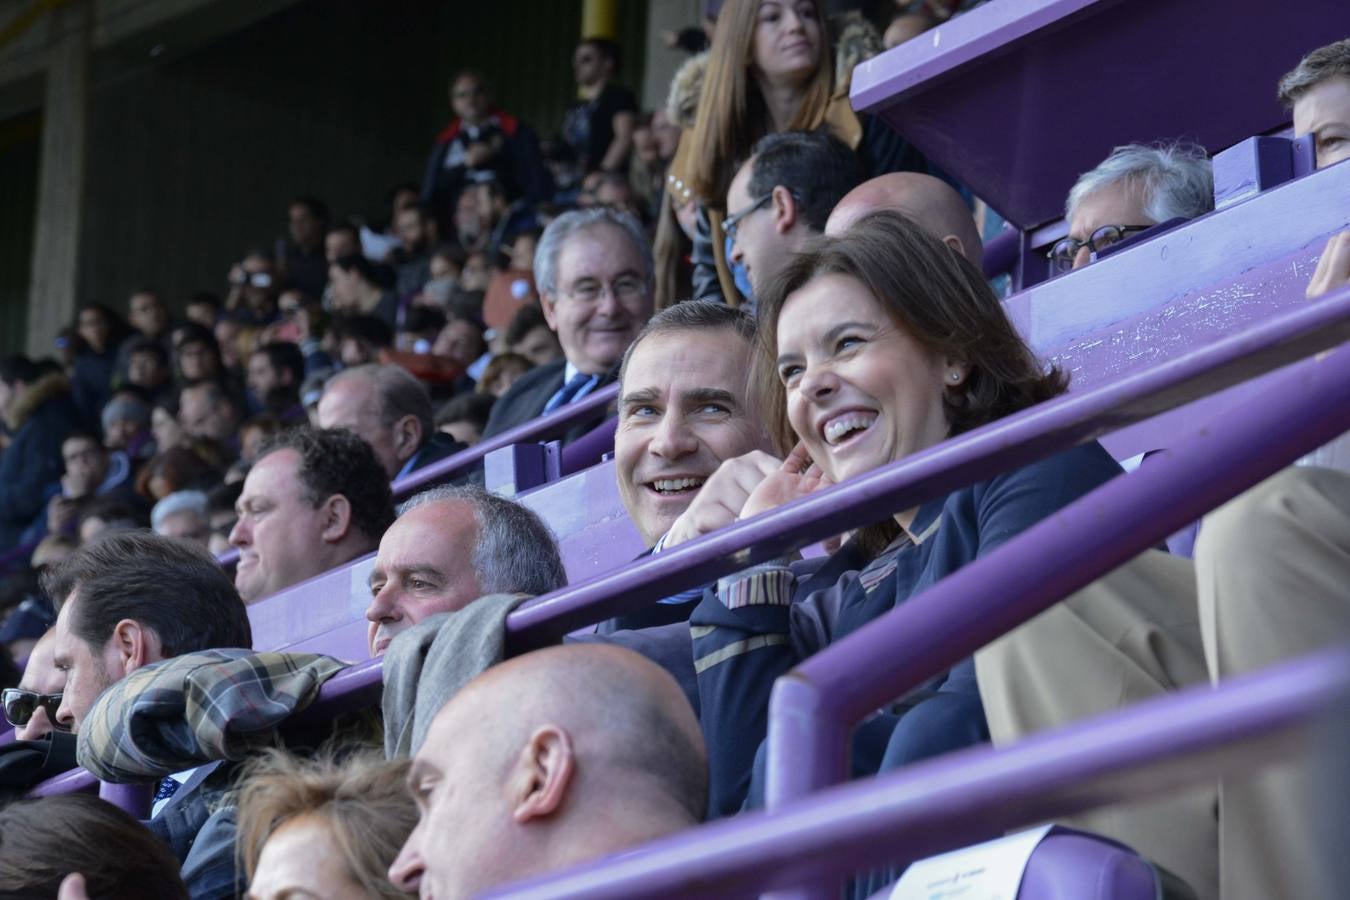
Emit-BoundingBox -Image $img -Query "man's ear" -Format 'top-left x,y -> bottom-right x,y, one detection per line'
110,619 -> 161,674
771,185 -> 799,234
509,725 -> 575,824
319,494 -> 354,543
393,413 -> 424,465
539,293 -> 560,331
942,234 -> 968,261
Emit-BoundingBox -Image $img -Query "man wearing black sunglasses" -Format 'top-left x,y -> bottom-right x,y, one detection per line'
3,629 -> 66,741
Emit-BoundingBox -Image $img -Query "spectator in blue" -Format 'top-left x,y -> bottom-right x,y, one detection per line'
0,355 -> 81,551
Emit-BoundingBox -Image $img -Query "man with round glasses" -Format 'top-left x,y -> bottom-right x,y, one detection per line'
1050,141 -> 1214,274
482,207 -> 655,442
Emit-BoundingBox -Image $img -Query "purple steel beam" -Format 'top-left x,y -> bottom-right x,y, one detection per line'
29,766 -> 98,797
764,336 -> 1350,838
483,647 -> 1350,899
505,286 -> 1350,649
99,781 -> 153,818
390,383 -> 619,502
848,0 -> 1350,228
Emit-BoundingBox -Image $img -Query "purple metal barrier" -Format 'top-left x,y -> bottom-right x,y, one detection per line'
390,383 -> 618,502
32,289 -> 1350,808
981,224 -> 1019,279
482,647 -> 1350,899
848,0 -> 1350,229
506,286 -> 1350,648
28,766 -> 97,797
763,337 -> 1350,843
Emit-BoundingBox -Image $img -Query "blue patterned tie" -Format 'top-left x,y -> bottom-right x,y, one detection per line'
543,372 -> 599,414
154,776 -> 179,803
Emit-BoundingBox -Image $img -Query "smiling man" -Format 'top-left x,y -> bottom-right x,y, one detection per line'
482,208 -> 654,443
365,485 -> 566,657
229,428 -> 393,604
597,301 -> 771,633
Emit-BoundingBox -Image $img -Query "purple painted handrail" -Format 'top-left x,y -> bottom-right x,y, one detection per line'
505,285 -> 1350,648
482,647 -> 1350,899
28,766 -> 98,797
390,383 -> 619,502
32,288 -> 1350,806
763,335 -> 1350,849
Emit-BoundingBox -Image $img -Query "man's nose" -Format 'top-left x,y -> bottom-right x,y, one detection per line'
650,415 -> 697,460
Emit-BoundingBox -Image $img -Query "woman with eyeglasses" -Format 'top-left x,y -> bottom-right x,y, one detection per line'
657,0 -> 936,309
676,212 -> 1200,840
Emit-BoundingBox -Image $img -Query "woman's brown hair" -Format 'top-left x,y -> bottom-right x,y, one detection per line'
754,210 -> 1068,459
236,748 -> 417,899
0,794 -> 189,899
686,0 -> 835,205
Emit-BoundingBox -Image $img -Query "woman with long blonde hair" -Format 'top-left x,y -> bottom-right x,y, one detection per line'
659,0 -> 932,308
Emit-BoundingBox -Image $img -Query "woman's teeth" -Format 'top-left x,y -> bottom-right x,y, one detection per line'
824,413 -> 876,446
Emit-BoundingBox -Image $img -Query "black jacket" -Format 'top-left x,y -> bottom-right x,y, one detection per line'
481,359 -> 616,445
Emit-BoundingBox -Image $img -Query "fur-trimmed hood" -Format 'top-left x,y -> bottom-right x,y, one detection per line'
4,372 -> 70,432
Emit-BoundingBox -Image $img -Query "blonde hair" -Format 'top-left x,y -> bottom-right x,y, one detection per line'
686,0 -> 835,204
236,748 -> 417,899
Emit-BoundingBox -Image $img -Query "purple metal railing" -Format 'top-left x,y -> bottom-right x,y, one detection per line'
482,648 -> 1350,899
31,287 -> 1350,809
761,340 -> 1350,898
261,284 -> 1350,730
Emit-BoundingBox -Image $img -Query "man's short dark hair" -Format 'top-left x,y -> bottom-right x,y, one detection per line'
125,336 -> 169,367
253,341 -> 306,385
187,291 -> 222,312
290,196 -> 330,223
434,392 -> 495,430
503,304 -> 550,347
620,300 -> 756,383
0,354 -> 38,387
747,129 -> 865,233
334,254 -> 396,290
580,36 -> 622,70
256,427 -> 395,542
332,314 -> 394,349
43,532 -> 252,657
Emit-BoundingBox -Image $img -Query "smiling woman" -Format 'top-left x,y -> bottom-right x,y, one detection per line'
689,211 -> 1124,827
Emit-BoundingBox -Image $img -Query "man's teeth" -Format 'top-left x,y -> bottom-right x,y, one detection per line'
652,477 -> 705,494
824,413 -> 876,446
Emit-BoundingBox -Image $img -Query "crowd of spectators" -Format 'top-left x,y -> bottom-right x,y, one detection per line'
1,4 -> 1348,899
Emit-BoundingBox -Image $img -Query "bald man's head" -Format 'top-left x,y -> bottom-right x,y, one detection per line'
389,644 -> 707,898
826,172 -> 983,267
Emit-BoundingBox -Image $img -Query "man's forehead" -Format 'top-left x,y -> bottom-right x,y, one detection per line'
626,330 -> 751,393
558,226 -> 641,277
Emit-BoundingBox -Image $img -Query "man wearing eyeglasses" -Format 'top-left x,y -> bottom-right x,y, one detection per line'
481,208 -> 655,443
1050,142 -> 1213,274
724,130 -> 863,307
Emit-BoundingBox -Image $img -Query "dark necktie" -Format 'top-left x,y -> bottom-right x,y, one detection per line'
543,372 -> 599,414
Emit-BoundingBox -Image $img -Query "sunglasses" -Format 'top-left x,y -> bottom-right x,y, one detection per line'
2,688 -> 66,730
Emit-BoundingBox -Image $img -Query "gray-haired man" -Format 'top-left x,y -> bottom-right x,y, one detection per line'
481,207 -> 654,441
1051,141 -> 1213,274
365,485 -> 567,657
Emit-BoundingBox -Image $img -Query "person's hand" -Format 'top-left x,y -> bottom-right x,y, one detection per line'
663,451 -> 784,548
47,495 -> 78,534
1307,231 -> 1350,300
465,142 -> 493,168
58,873 -> 90,900
741,442 -> 835,521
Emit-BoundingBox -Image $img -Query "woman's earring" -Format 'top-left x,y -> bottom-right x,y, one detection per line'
949,372 -> 962,383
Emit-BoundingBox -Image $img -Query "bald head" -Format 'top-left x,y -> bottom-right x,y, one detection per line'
826,172 -> 983,267
390,644 -> 706,897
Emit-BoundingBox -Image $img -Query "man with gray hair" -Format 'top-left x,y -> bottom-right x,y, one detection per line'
365,484 -> 567,657
150,489 -> 210,547
482,207 -> 655,442
316,363 -> 466,481
1050,141 -> 1214,274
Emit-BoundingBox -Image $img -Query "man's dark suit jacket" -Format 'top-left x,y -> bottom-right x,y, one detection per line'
481,358 -> 616,444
